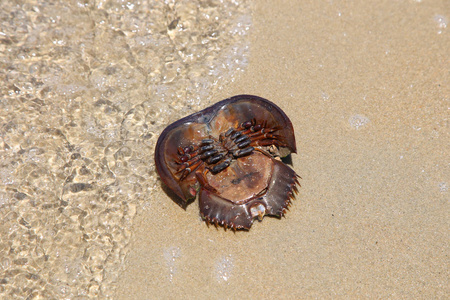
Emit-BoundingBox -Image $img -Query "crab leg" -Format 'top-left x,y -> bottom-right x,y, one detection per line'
195,169 -> 217,193
178,158 -> 203,180
210,158 -> 232,174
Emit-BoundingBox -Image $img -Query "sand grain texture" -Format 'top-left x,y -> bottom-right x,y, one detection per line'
115,0 -> 449,299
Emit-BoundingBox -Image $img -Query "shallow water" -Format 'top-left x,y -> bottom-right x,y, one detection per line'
0,0 -> 250,298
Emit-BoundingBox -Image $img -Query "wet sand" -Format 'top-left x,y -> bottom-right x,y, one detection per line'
0,1 -> 250,298
115,0 -> 448,299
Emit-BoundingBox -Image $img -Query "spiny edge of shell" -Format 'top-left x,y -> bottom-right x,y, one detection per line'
279,172 -> 301,217
201,214 -> 248,231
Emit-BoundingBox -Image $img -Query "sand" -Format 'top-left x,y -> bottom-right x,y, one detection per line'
0,0 -> 447,299
114,0 -> 448,299
1,1 -> 251,298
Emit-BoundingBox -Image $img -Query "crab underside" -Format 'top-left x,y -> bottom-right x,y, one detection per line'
155,95 -> 300,230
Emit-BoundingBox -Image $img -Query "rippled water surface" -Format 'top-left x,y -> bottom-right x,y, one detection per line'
0,0 -> 250,298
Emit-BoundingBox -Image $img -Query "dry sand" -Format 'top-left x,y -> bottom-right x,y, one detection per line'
115,0 -> 448,299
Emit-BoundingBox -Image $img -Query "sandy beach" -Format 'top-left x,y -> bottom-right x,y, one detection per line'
115,0 -> 448,299
0,0 -> 447,299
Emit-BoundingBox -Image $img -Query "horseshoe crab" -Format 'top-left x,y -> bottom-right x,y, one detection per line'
155,95 -> 300,230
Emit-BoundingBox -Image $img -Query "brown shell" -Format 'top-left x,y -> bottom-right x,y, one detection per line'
155,95 -> 300,230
